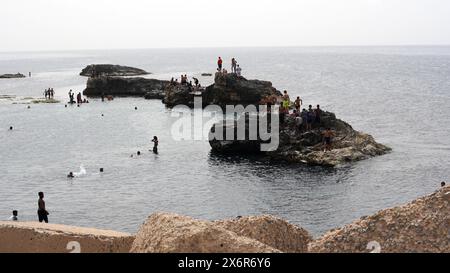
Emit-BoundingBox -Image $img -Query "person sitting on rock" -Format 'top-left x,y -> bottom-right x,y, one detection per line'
236,65 -> 242,76
322,128 -> 335,151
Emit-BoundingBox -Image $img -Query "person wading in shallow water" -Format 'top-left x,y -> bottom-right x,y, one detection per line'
152,136 -> 159,154
37,192 -> 49,223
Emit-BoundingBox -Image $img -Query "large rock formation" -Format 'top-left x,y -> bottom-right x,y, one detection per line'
0,221 -> 134,253
83,76 -> 169,98
0,73 -> 26,79
130,212 -> 280,253
209,111 -> 391,167
80,64 -> 149,77
214,215 -> 312,253
163,73 -> 282,108
308,186 -> 450,253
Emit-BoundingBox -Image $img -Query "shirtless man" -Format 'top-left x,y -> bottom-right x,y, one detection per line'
294,96 -> 303,112
322,128 -> 335,151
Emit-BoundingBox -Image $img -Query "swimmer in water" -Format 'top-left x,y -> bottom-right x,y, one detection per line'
67,172 -> 74,178
151,136 -> 159,154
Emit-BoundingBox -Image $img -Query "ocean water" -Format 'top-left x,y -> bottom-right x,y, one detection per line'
0,46 -> 449,236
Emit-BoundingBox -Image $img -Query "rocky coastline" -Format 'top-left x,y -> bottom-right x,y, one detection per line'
1,186 -> 448,253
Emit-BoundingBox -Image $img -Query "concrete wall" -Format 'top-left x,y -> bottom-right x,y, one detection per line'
0,221 -> 135,253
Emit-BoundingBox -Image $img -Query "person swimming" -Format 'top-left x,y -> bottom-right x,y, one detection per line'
67,172 -> 74,178
9,210 -> 18,221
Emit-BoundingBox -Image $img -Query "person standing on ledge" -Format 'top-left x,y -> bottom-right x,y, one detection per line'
37,192 -> 49,223
217,57 -> 223,72
152,136 -> 159,154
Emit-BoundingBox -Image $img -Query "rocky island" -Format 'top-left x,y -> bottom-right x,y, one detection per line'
0,73 -> 26,79
83,71 -> 389,166
80,64 -> 150,77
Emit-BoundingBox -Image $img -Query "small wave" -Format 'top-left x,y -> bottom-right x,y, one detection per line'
73,165 -> 87,177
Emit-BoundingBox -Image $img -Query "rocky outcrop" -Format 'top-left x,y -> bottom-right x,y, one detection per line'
130,212 -> 280,253
83,76 -> 169,98
0,73 -> 26,79
209,111 -> 391,167
308,186 -> 450,253
163,73 -> 282,108
214,215 -> 312,253
80,64 -> 149,77
0,221 -> 134,253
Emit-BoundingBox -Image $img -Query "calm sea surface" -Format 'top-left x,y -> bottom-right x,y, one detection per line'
1,46 -> 449,236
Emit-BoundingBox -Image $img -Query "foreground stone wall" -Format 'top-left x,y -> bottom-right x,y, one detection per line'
0,222 -> 134,253
308,186 -> 450,253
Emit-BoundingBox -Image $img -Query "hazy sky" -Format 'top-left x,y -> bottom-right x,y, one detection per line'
1,0 -> 449,51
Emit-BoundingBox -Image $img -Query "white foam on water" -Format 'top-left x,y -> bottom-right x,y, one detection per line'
73,165 -> 86,177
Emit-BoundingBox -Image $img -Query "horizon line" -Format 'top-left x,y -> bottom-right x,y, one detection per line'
1,44 -> 450,54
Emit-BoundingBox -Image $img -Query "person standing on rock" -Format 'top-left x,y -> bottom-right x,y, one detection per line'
315,105 -> 322,126
77,92 -> 82,104
37,192 -> 49,223
306,105 -> 315,131
294,96 -> 303,112
217,57 -> 223,72
231,58 -> 237,73
322,128 -> 335,151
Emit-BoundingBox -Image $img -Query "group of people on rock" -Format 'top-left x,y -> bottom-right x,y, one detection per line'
170,75 -> 202,91
277,90 -> 335,151
68,89 -> 88,104
217,57 -> 242,76
43,88 -> 55,99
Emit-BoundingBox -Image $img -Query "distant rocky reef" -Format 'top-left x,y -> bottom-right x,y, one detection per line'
0,73 -> 26,79
80,64 -> 150,77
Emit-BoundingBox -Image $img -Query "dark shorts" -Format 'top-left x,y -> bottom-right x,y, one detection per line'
38,210 -> 48,223
315,116 -> 321,123
307,118 -> 313,124
324,137 -> 331,145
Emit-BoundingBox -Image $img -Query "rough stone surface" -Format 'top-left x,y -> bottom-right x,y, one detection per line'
209,111 -> 391,167
0,221 -> 134,253
130,212 -> 280,253
0,73 -> 26,79
80,64 -> 149,77
164,73 -> 282,108
214,215 -> 312,253
83,76 -> 169,98
308,186 -> 450,253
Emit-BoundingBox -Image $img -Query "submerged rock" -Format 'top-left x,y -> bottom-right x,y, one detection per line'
130,212 -> 280,253
80,64 -> 149,77
0,73 -> 26,79
308,186 -> 450,253
83,76 -> 169,98
209,111 -> 391,167
214,215 -> 312,253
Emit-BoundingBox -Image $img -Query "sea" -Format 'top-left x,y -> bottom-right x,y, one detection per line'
1,46 -> 449,236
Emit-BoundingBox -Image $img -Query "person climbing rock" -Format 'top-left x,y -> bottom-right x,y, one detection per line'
322,128 -> 335,151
